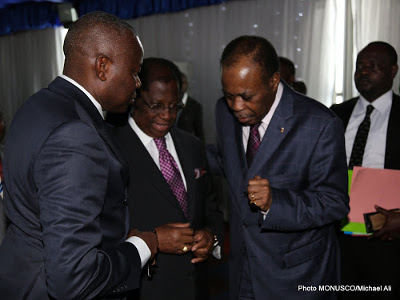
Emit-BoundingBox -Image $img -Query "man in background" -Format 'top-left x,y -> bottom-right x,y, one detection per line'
114,57 -> 223,300
0,11 -> 157,299
208,35 -> 349,299
278,56 -> 295,87
175,72 -> 205,141
331,41 -> 400,299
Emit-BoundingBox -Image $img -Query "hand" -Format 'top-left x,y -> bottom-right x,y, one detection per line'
247,175 -> 272,212
128,228 -> 158,259
155,223 -> 194,254
191,228 -> 214,264
371,205 -> 400,240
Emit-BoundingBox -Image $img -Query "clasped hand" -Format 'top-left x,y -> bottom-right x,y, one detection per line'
155,223 -> 214,263
247,175 -> 272,211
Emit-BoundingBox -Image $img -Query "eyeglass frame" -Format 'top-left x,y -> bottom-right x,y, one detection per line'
139,97 -> 185,113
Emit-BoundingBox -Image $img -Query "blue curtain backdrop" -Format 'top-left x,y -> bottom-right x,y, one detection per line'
0,0 -> 229,36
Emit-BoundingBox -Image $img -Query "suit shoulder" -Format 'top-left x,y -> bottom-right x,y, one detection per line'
330,97 -> 358,112
172,127 -> 204,147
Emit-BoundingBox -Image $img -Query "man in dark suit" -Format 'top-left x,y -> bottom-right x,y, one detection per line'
330,41 -> 400,299
113,58 -> 223,300
0,12 -> 157,299
208,35 -> 349,299
175,72 -> 205,141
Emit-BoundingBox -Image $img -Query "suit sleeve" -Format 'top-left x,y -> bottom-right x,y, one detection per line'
262,116 -> 350,231
200,146 -> 224,248
34,121 -> 141,299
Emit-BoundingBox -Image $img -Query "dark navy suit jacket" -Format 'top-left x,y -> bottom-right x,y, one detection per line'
209,82 -> 349,299
0,77 -> 142,299
114,124 -> 223,300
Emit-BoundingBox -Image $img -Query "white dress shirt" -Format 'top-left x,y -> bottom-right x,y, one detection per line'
128,116 -> 187,189
345,91 -> 392,169
58,75 -> 151,268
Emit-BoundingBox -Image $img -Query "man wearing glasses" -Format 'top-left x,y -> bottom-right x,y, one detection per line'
113,57 -> 223,300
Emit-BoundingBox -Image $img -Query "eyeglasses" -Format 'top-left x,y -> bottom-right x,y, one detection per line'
140,97 -> 185,113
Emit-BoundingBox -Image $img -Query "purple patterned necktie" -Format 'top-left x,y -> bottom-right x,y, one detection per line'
246,123 -> 261,167
154,137 -> 188,217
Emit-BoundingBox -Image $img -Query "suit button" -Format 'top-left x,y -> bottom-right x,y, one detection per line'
242,191 -> 248,197
243,223 -> 248,228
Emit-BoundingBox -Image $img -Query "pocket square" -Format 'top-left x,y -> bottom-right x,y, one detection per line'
194,167 -> 206,179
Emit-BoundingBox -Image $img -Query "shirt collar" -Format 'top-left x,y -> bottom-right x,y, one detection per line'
260,82 -> 283,125
59,74 -> 105,119
358,90 -> 392,114
128,115 -> 172,145
181,92 -> 188,105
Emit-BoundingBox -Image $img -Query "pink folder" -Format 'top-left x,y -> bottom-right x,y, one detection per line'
348,166 -> 400,223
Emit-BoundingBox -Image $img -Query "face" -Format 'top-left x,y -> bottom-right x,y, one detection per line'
221,56 -> 280,126
133,80 -> 180,138
354,45 -> 398,102
99,33 -> 143,113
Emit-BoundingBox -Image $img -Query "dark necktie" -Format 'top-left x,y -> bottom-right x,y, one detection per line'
246,123 -> 261,167
348,104 -> 374,169
154,137 -> 188,217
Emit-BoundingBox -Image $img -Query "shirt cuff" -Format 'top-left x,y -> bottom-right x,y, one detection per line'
126,236 -> 151,268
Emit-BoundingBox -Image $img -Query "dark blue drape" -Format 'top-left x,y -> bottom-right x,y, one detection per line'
0,0 -> 229,36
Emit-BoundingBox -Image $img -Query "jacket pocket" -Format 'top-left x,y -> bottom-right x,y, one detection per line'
283,237 -> 327,268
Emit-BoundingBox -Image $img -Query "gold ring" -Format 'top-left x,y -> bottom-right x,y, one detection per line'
250,199 -> 257,206
250,193 -> 255,199
182,245 -> 188,253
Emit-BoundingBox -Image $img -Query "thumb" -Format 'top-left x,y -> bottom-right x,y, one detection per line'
168,222 -> 191,228
375,205 -> 389,216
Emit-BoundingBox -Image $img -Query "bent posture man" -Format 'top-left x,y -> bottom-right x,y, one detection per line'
208,36 -> 349,299
0,12 -> 157,299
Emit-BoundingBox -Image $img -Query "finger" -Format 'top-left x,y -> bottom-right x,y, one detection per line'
375,205 -> 391,217
191,257 -> 207,264
168,222 -> 191,228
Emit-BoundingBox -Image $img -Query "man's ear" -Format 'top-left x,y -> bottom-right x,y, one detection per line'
391,64 -> 399,80
269,72 -> 280,90
95,55 -> 110,81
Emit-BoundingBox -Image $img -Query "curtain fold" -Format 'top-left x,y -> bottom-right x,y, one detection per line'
1,0 -> 399,143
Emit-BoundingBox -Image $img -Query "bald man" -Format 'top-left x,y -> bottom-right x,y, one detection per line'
0,11 -> 157,299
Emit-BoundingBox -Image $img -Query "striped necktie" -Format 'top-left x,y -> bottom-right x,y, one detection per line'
348,104 -> 374,169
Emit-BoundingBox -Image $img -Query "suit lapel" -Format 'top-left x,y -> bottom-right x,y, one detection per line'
49,77 -> 129,181
246,84 -> 294,180
170,129 -> 194,221
385,93 -> 400,168
121,126 -> 186,216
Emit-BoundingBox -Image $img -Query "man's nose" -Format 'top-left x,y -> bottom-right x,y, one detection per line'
231,97 -> 245,111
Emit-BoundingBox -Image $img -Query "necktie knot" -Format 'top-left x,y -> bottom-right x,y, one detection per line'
246,123 -> 261,167
154,137 -> 167,152
250,123 -> 260,136
366,104 -> 374,117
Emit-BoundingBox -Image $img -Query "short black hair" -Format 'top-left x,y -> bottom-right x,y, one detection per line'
137,57 -> 182,98
63,11 -> 136,59
220,35 -> 279,80
363,41 -> 398,65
